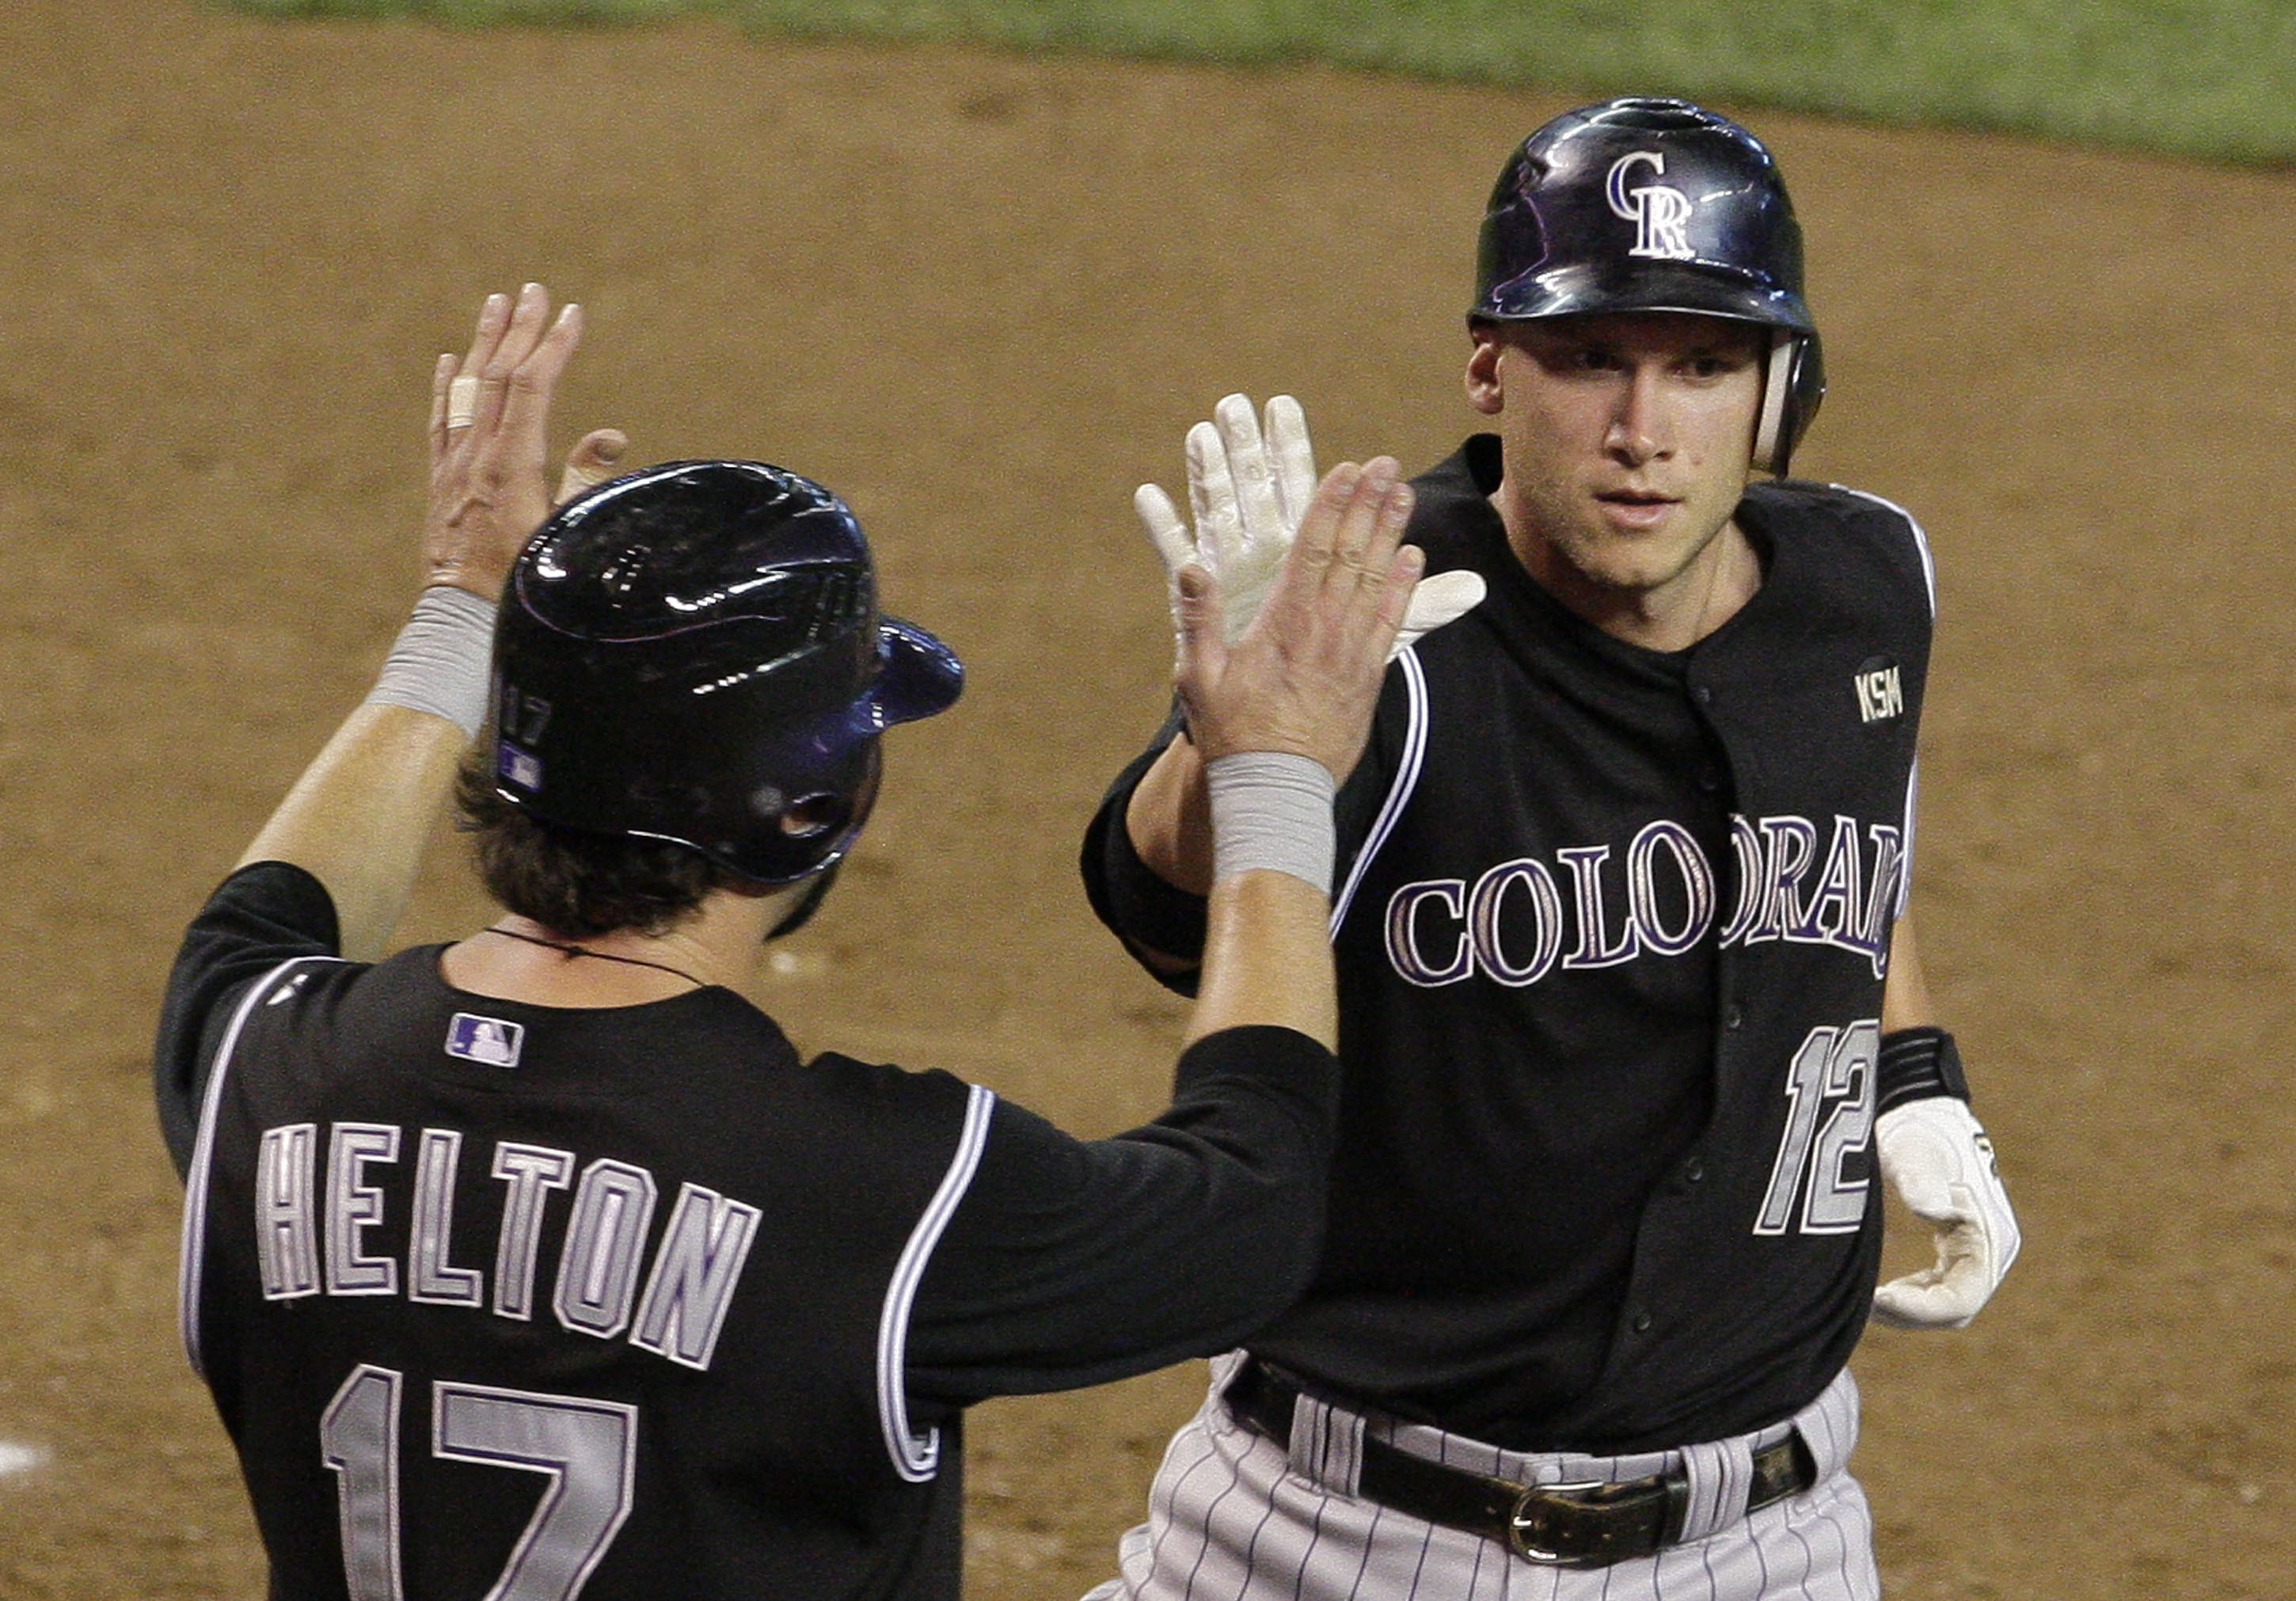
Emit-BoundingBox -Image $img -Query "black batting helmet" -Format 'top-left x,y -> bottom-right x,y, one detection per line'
1471,97 -> 1825,474
488,459 -> 963,885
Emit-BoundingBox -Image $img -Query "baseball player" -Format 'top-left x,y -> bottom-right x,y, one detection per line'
154,283 -> 1431,1599
1079,99 -> 2020,1599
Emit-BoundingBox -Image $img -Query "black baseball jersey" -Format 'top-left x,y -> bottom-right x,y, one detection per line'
1084,434 -> 1933,1455
157,861 -> 1339,1601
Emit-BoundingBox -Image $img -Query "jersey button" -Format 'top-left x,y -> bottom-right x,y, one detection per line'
1724,1004 -> 1744,1031
1631,1310 -> 1654,1334
1693,685 -> 1714,706
1683,1158 -> 1705,1185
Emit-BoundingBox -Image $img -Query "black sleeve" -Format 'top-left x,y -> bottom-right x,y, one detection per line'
1078,706 -> 1208,996
903,1025 -> 1339,1401
1079,671 -> 1407,997
154,861 -> 341,1180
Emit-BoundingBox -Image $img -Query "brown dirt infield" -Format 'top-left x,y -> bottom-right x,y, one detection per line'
1,1 -> 2292,1595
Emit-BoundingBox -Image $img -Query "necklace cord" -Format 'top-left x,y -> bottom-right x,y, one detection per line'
481,924 -> 708,990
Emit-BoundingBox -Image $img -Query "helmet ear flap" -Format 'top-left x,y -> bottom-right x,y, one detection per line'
1752,329 -> 1826,477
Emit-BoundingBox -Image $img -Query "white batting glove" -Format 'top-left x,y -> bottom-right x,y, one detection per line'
1136,393 -> 1484,658
1870,1097 -> 2021,1329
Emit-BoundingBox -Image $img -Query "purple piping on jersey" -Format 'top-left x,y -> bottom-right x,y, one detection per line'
876,1082 -> 996,1481
177,956 -> 345,1377
1329,648 -> 1431,935
1836,483 -> 1936,929
1895,760 -> 1921,925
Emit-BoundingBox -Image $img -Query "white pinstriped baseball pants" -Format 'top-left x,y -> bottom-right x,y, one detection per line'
1081,1356 -> 1877,1601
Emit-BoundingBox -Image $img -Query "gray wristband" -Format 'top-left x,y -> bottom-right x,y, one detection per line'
1206,751 -> 1337,891
364,586 -> 496,739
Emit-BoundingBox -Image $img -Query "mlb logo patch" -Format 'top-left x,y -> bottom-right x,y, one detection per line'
447,1013 -> 525,1068
498,741 -> 543,792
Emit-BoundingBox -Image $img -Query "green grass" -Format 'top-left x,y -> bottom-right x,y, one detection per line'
225,0 -> 2296,167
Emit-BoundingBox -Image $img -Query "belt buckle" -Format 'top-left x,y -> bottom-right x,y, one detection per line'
1506,1479 -> 1605,1565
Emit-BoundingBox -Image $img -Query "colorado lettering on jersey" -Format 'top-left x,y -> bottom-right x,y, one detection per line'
253,1121 -> 760,1372
1385,810 -> 1903,988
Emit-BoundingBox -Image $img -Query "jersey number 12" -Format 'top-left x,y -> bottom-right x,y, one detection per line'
1752,1021 -> 1877,1236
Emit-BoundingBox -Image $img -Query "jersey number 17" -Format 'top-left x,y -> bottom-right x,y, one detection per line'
321,1363 -> 636,1601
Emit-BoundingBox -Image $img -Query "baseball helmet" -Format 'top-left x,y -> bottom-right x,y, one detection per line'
1471,97 -> 1825,474
488,459 -> 964,886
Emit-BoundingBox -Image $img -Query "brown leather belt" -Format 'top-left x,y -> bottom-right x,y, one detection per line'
1225,1359 -> 1818,1568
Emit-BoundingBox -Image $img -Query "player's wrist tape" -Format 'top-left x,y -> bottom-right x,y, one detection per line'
1877,1025 -> 1971,1115
365,585 -> 496,740
1205,751 -> 1336,891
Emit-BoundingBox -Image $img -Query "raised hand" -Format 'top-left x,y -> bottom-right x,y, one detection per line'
1138,394 -> 1313,648
424,283 -> 589,600
1173,456 -> 1424,782
1138,393 -> 1484,660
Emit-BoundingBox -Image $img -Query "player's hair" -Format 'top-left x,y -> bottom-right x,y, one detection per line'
455,755 -> 733,937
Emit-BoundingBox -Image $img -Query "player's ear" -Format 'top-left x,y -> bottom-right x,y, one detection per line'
1465,325 -> 1505,416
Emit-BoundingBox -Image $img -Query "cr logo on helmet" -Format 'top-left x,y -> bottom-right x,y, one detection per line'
1605,151 -> 1696,261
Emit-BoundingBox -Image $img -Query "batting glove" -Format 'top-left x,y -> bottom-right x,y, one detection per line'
1870,1096 -> 2021,1329
1137,393 -> 1484,657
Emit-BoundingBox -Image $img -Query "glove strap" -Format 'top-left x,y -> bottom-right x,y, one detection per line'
1876,1025 -> 1971,1115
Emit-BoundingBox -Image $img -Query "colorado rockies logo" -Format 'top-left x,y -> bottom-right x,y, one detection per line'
1606,150 -> 1696,260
